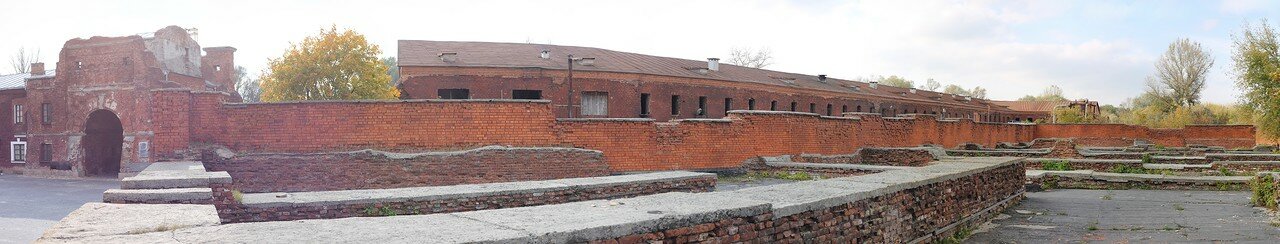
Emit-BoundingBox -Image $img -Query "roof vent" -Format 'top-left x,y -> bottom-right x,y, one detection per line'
438,52 -> 458,62
909,88 -> 917,94
818,74 -> 827,82
869,81 -> 878,89
578,57 -> 596,66
707,58 -> 719,71
540,50 -> 550,59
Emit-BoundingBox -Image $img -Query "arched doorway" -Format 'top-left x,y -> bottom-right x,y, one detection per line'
83,110 -> 123,177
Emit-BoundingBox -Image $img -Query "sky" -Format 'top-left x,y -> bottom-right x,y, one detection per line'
1,0 -> 1277,105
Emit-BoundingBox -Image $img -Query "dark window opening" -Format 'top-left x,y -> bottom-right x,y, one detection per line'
857,105 -> 862,112
40,143 -> 52,163
790,102 -> 797,112
41,103 -> 51,125
770,101 -> 778,111
640,93 -> 651,117
437,89 -> 470,99
809,103 -> 816,113
671,95 -> 680,116
748,99 -> 756,110
723,98 -> 733,114
697,96 -> 707,116
826,104 -> 833,116
512,90 -> 542,100
842,105 -> 848,114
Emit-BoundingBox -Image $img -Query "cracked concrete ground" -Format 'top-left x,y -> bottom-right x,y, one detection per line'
0,174 -> 119,243
967,189 -> 1280,243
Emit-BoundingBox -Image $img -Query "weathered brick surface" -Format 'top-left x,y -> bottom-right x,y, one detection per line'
213,175 -> 715,223
589,163 -> 1026,243
203,147 -> 609,193
1037,124 -> 1256,148
1036,175 -> 1247,191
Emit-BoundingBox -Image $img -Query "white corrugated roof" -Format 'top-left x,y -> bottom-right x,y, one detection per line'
0,70 -> 53,90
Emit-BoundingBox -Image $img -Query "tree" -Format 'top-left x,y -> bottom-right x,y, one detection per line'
382,57 -> 400,86
878,75 -> 914,88
1233,19 -> 1280,138
9,47 -> 40,73
1152,38 -> 1214,107
1018,85 -> 1067,101
943,84 -> 967,95
726,47 -> 773,68
920,78 -> 941,91
233,66 -> 262,103
259,26 -> 398,102
970,86 -> 987,99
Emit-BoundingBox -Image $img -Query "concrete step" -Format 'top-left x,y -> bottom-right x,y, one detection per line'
121,171 -> 231,189
103,188 -> 213,204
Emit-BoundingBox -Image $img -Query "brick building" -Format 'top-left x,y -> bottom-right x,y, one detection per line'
0,26 -> 237,178
397,40 -> 1047,122
990,99 -> 1102,123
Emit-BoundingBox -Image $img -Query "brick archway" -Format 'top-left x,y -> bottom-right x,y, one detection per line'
82,109 -> 123,177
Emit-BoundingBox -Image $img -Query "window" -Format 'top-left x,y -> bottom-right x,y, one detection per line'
790,102 -> 797,112
723,98 -> 733,114
842,105 -> 848,114
437,89 -> 470,99
857,105 -> 862,112
13,104 -> 22,124
580,91 -> 609,116
770,101 -> 778,111
512,90 -> 542,100
215,65 -> 221,71
76,61 -> 83,70
40,143 -> 52,163
697,96 -> 707,116
41,103 -> 51,125
10,139 -> 25,163
639,93 -> 651,117
809,103 -> 816,113
748,99 -> 756,110
671,95 -> 680,116
826,104 -> 833,116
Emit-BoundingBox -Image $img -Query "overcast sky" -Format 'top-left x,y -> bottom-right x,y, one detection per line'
2,0 -> 1276,105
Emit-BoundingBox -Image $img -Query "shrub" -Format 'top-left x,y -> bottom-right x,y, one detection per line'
1110,164 -> 1150,174
1251,174 -> 1278,209
1140,153 -> 1155,164
1041,160 -> 1073,171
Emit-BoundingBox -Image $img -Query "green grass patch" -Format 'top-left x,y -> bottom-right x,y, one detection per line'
363,205 -> 397,217
1110,164 -> 1151,174
1040,160 -> 1073,171
1251,174 -> 1278,209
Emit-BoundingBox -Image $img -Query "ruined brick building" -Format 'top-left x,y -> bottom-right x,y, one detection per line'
396,40 -> 1048,122
0,26 -> 237,177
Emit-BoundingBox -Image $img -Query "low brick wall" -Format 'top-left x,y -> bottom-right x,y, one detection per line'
203,146 -> 610,193
1030,171 -> 1250,191
792,147 -> 938,167
211,171 -> 715,223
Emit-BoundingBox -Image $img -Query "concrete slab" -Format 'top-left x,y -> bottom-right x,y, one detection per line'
102,188 -> 212,203
715,180 -> 887,218
120,171 -> 231,189
37,203 -> 217,242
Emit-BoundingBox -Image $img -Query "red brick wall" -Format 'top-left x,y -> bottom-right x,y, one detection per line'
203,146 -> 608,193
1035,124 -> 1256,148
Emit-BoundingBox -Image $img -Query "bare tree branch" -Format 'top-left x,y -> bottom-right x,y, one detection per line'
1153,38 -> 1214,107
9,47 -> 41,74
727,47 -> 773,68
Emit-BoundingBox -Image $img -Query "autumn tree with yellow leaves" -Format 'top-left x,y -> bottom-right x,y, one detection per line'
260,26 -> 399,102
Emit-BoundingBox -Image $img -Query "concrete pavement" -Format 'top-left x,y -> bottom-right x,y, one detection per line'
0,175 -> 118,243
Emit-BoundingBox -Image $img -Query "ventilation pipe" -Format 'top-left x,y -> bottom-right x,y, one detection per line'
540,50 -> 550,59
707,58 -> 719,71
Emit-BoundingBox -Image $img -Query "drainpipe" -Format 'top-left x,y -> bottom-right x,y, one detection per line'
567,54 -> 575,118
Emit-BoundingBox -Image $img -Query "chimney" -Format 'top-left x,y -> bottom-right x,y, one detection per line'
869,81 -> 878,89
439,52 -> 458,62
909,88 -> 917,94
30,63 -> 44,76
818,74 -> 827,82
707,58 -> 720,71
578,57 -> 596,66
540,50 -> 550,59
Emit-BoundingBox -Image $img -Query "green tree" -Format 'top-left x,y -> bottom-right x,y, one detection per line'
260,26 -> 398,102
1018,85 -> 1068,102
233,66 -> 262,103
1233,19 -> 1280,138
382,57 -> 400,86
943,84 -> 967,95
1151,38 -> 1214,107
878,75 -> 914,88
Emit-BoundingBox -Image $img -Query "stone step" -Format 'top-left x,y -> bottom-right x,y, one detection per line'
103,188 -> 213,204
120,171 -> 231,189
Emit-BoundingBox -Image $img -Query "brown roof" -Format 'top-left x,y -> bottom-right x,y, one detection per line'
989,100 -> 1073,112
398,40 -> 1013,111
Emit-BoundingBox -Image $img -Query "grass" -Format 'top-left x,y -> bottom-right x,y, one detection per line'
1173,203 -> 1185,211
1250,174 -> 1278,209
936,226 -> 973,244
1040,160 -> 1073,171
1086,221 -> 1099,231
363,205 -> 398,217
1219,167 -> 1235,176
231,190 -> 244,203
1101,192 -> 1114,200
721,171 -> 821,182
1110,164 -> 1151,174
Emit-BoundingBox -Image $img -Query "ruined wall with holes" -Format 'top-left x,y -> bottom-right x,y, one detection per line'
0,26 -> 236,177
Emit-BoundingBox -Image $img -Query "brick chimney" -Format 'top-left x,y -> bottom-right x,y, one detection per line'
30,63 -> 44,76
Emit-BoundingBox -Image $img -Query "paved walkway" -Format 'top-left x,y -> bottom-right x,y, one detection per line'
968,189 -> 1280,243
0,174 -> 118,243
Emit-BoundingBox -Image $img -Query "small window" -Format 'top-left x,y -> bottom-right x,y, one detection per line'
41,103 -> 51,125
671,95 -> 680,116
857,105 -> 862,112
790,102 -> 797,112
11,140 -> 26,163
512,90 -> 542,100
770,101 -> 778,111
639,93 -> 651,116
697,96 -> 707,116
723,98 -> 733,115
826,104 -> 833,116
40,143 -> 52,163
215,65 -> 222,71
748,99 -> 756,110
581,91 -> 609,116
809,103 -> 816,113
842,105 -> 848,114
13,104 -> 22,124
76,61 -> 83,70
437,89 -> 470,99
